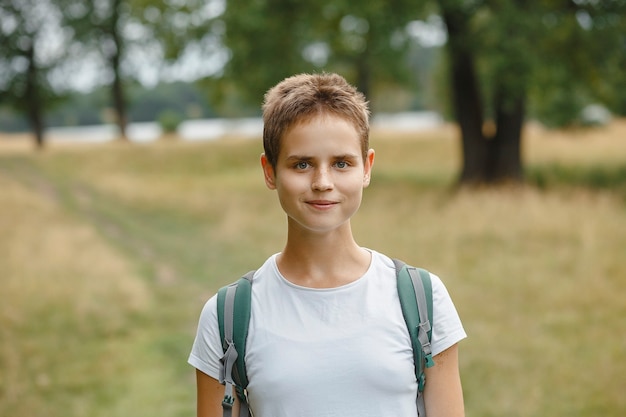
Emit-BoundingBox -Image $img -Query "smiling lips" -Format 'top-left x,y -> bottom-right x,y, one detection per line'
306,200 -> 338,209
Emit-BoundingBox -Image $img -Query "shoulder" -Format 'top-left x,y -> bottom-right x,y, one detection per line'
247,253 -> 280,286
372,252 -> 467,354
366,249 -> 397,275
425,271 -> 458,311
197,293 -> 219,328
427,272 -> 450,298
426,271 -> 467,355
200,253 -> 279,325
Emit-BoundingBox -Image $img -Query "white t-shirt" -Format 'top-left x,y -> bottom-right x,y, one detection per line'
189,250 -> 466,417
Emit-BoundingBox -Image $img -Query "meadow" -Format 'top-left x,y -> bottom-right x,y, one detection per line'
1,120 -> 625,417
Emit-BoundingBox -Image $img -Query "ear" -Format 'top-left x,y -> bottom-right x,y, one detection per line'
363,148 -> 375,187
261,153 -> 277,190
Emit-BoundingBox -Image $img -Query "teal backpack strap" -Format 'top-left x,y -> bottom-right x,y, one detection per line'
393,259 -> 435,417
217,271 -> 255,417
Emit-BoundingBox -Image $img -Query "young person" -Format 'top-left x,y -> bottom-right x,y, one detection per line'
189,72 -> 467,417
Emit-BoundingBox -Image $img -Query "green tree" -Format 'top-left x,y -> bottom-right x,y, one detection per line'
61,0 -> 150,140
0,0 -> 65,147
311,0 -> 418,104
203,0 -> 420,112
435,0 -> 529,183
214,0 -> 320,106
176,0 -> 624,185
436,0 -> 626,184
123,0 -> 230,118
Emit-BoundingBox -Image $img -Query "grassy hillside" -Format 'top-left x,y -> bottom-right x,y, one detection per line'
1,120 -> 625,417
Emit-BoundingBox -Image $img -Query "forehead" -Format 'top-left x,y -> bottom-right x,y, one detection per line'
279,114 -> 361,156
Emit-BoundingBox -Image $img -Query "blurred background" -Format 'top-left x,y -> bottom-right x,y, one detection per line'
1,1 -> 625,416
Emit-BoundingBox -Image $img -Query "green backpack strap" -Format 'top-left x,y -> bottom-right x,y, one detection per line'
217,271 -> 255,417
393,259 -> 435,417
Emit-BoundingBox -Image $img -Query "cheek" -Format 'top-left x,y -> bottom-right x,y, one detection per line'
275,174 -> 306,197
276,173 -> 305,193
341,175 -> 368,193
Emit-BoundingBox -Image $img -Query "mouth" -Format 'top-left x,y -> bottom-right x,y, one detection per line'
306,200 -> 338,209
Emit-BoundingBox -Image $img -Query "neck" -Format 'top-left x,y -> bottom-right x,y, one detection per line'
277,223 -> 371,288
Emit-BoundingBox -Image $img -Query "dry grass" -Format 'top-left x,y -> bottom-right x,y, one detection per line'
355,186 -> 626,416
0,119 -> 625,417
0,175 -> 150,416
525,119 -> 626,165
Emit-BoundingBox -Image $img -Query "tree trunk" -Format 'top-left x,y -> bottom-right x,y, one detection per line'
25,43 -> 45,149
487,91 -> 525,182
111,53 -> 128,140
110,0 -> 128,140
440,3 -> 526,185
440,8 -> 487,184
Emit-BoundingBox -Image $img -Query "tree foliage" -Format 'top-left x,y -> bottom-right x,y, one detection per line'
529,0 -> 626,125
211,0 -> 423,111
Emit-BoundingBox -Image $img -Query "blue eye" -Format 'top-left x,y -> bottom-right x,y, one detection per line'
335,161 -> 348,169
295,161 -> 309,169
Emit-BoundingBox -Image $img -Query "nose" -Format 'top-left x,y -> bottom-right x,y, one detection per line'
311,167 -> 333,191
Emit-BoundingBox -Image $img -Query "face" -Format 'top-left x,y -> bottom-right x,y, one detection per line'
261,114 -> 375,236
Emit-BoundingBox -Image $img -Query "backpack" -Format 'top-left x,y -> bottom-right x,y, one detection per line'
216,259 -> 435,417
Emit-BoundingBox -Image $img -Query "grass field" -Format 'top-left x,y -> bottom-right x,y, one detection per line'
1,120 -> 625,417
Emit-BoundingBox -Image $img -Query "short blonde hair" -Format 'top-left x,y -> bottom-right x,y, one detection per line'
262,73 -> 370,168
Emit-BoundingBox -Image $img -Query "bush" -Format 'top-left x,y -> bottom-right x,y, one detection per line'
157,110 -> 184,133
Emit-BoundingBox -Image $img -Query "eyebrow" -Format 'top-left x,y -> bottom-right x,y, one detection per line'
285,155 -> 313,162
285,153 -> 359,161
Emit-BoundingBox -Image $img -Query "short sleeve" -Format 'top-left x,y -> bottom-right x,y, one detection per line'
429,273 -> 467,356
188,294 -> 223,380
